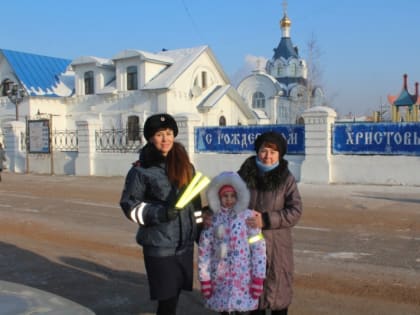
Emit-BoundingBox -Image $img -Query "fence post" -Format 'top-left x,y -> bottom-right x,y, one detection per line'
75,119 -> 101,176
300,106 -> 337,184
173,114 -> 201,163
3,121 -> 26,173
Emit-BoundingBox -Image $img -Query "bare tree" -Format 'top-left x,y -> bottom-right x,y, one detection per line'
304,33 -> 324,109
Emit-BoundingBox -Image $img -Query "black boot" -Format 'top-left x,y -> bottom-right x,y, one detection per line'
156,296 -> 179,315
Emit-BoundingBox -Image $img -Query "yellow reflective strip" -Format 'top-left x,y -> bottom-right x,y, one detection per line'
175,172 -> 203,208
175,176 -> 210,209
175,172 -> 203,209
248,232 -> 264,244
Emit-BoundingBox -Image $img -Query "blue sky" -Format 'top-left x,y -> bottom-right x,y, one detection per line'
3,0 -> 420,116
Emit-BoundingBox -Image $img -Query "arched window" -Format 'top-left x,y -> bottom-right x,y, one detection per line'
127,66 -> 138,90
127,115 -> 140,141
297,116 -> 305,125
219,116 -> 226,126
84,71 -> 94,95
252,91 -> 265,109
277,64 -> 283,76
201,71 -> 208,90
290,63 -> 297,76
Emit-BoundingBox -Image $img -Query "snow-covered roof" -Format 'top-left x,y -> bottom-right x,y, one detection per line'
144,45 -> 215,90
1,49 -> 74,97
197,85 -> 230,111
197,84 -> 256,120
112,50 -> 173,64
71,56 -> 113,67
253,109 -> 269,119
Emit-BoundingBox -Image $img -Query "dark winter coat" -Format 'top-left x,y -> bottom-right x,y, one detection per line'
120,143 -> 200,257
238,156 -> 302,310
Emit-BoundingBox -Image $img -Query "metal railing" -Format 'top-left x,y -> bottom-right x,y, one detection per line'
52,129 -> 78,152
95,128 -> 143,153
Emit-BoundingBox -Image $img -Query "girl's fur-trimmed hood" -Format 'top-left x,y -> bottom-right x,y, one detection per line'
206,171 -> 250,214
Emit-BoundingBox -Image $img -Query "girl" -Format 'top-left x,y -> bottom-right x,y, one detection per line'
198,171 -> 266,315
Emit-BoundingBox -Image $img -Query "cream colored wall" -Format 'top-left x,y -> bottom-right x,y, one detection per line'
167,51 -> 228,115
143,62 -> 167,85
115,58 -> 136,91
203,95 -> 249,126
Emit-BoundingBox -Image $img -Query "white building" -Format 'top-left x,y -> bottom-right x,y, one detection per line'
237,6 -> 325,124
0,45 -> 257,137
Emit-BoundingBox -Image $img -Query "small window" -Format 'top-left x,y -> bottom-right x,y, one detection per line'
290,64 -> 297,76
127,66 -> 138,90
277,64 -> 283,76
201,71 -> 208,90
219,115 -> 226,126
127,115 -> 140,141
252,92 -> 265,109
84,71 -> 94,95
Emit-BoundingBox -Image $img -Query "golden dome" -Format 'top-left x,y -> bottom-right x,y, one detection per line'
280,14 -> 291,28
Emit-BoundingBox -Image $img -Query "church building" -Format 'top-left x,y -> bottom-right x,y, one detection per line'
237,3 -> 325,124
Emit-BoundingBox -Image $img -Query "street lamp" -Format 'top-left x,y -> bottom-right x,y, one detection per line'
7,83 -> 25,121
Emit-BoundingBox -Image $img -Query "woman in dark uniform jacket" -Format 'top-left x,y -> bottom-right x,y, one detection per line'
120,113 -> 202,315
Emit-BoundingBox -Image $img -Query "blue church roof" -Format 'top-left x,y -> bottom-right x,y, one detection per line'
1,49 -> 74,97
273,37 -> 298,60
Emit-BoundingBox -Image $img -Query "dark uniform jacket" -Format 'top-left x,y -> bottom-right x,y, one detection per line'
120,143 -> 200,257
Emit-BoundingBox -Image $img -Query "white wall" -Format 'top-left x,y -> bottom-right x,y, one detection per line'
4,106 -> 420,186
331,155 -> 420,186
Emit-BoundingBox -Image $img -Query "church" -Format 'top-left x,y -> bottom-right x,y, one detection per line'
237,3 -> 325,124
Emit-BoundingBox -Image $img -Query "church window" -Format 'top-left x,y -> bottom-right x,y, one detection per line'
201,71 -> 208,90
84,71 -> 94,95
219,115 -> 226,126
277,64 -> 283,76
290,63 -> 297,76
127,66 -> 138,90
252,91 -> 265,109
127,115 -> 140,141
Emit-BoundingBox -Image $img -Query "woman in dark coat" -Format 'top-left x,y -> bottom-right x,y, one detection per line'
238,131 -> 303,315
120,113 -> 202,315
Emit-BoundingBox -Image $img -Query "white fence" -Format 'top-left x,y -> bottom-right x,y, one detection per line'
2,107 -> 420,186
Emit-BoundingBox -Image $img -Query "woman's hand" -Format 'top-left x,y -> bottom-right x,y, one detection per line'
246,210 -> 263,229
201,206 -> 213,229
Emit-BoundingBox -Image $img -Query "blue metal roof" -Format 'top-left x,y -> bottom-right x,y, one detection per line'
273,37 -> 298,60
1,49 -> 73,97
394,89 -> 415,106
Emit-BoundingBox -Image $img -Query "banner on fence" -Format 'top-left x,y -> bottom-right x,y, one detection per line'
333,122 -> 420,155
195,125 -> 304,154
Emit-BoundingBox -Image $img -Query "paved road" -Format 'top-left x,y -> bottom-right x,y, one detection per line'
1,173 -> 420,314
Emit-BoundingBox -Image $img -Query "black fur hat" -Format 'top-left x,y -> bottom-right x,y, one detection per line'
143,113 -> 178,141
254,131 -> 287,157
